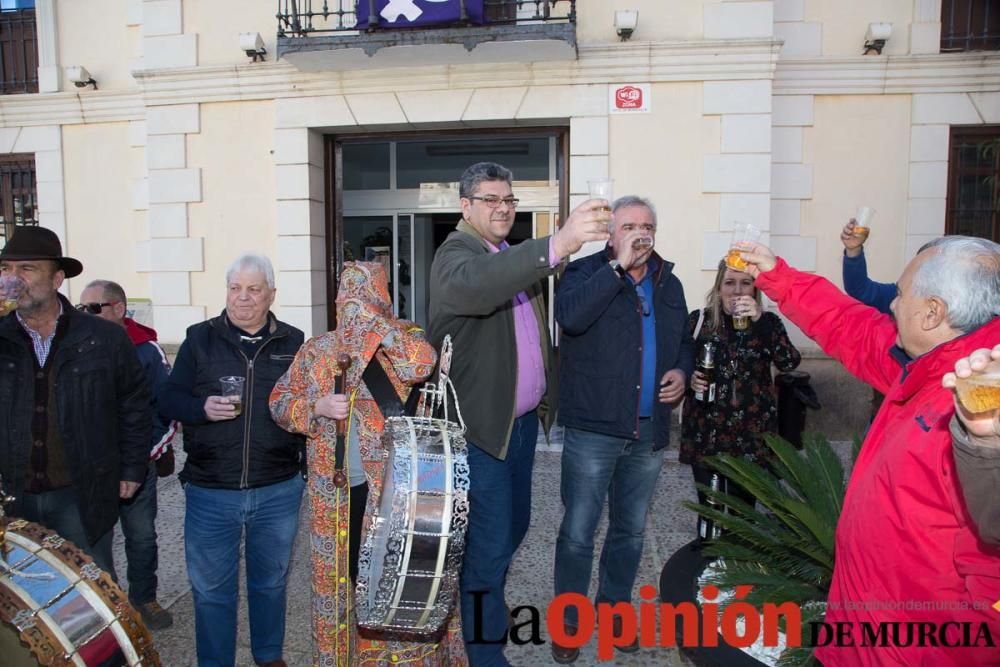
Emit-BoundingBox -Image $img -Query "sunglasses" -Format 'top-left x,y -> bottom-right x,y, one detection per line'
76,302 -> 118,314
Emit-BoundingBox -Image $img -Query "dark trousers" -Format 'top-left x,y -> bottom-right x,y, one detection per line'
349,481 -> 369,582
460,411 -> 538,667
119,462 -> 159,605
21,485 -> 115,578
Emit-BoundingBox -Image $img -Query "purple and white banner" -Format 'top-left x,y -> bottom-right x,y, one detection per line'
356,0 -> 486,28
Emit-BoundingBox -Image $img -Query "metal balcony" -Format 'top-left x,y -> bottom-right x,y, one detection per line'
276,0 -> 576,71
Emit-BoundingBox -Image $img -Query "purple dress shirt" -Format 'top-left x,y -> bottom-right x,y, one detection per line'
485,237 -> 560,417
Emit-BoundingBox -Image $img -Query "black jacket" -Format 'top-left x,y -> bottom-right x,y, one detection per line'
0,295 -> 151,543
555,248 -> 694,448
159,311 -> 304,489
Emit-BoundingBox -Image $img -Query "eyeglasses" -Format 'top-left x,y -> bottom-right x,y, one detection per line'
467,195 -> 520,209
76,302 -> 118,314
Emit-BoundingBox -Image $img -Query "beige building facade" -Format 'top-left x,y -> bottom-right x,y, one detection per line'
0,0 -> 997,351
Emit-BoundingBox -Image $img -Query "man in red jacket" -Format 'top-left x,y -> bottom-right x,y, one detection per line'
741,236 -> 1000,666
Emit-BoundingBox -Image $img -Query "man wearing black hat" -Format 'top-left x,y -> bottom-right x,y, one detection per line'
0,227 -> 151,577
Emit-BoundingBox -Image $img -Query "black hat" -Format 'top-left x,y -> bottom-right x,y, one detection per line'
0,227 -> 82,278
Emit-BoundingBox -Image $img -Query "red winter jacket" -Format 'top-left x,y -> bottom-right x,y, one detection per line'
757,258 -> 1000,666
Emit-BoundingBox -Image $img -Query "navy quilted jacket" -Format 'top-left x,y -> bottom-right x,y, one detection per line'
556,247 -> 694,448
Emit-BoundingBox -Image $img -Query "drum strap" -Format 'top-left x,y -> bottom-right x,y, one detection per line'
362,352 -> 424,419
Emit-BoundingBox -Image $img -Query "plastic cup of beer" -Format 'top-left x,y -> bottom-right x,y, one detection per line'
220,376 -> 246,416
632,236 -> 654,251
726,222 -> 761,272
0,274 -> 25,317
588,179 -> 614,213
854,207 -> 874,242
731,298 -> 750,331
954,361 -> 1000,413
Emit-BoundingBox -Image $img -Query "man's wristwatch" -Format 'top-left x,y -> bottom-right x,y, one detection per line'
608,259 -> 627,278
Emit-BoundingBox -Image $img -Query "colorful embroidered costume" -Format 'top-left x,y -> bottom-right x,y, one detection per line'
269,262 -> 466,666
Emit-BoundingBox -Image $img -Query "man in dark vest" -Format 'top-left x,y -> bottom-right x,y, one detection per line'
160,253 -> 305,667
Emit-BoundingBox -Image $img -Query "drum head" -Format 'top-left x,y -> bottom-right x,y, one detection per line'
356,416 -> 470,636
0,518 -> 160,666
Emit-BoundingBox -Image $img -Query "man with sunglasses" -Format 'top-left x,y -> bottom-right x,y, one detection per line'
428,161 -> 611,666
551,195 -> 694,663
78,280 -> 177,630
0,227 -> 151,580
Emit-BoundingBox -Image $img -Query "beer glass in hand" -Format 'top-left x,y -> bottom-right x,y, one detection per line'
0,274 -> 25,317
731,298 -> 751,331
588,179 -> 614,229
220,376 -> 246,416
726,222 -> 762,272
954,360 -> 1000,413
588,179 -> 613,210
853,206 -> 875,242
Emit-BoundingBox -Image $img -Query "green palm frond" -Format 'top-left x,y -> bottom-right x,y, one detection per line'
683,432 -> 850,666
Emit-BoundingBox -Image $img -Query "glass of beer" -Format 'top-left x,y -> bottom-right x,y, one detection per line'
726,222 -> 761,272
731,297 -> 750,330
588,179 -> 614,214
0,274 -> 25,316
954,361 -> 1000,413
854,206 -> 874,242
220,376 -> 246,416
632,236 -> 654,251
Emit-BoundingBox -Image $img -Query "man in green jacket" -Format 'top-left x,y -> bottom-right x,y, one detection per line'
428,161 -> 610,666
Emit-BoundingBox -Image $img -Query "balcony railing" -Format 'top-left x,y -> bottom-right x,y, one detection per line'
0,8 -> 37,94
941,0 -> 1000,52
277,0 -> 575,37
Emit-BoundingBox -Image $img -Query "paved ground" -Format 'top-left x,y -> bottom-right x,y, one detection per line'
113,429 -> 711,666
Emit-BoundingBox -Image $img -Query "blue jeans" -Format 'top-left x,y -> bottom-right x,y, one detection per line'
184,475 -> 304,667
21,486 -> 115,578
119,463 -> 159,605
554,420 -> 664,628
460,412 -> 538,667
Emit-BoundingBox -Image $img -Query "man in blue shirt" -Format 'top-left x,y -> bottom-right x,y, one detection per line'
841,219 -> 895,313
552,196 -> 694,663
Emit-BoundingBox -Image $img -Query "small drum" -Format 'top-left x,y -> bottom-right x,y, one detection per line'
0,518 -> 160,666
355,415 -> 469,636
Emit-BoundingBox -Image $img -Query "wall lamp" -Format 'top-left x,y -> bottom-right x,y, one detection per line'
65,65 -> 97,90
863,22 -> 892,55
614,10 -> 638,42
240,32 -> 267,62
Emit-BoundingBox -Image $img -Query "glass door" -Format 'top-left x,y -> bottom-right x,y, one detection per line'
342,213 -> 422,326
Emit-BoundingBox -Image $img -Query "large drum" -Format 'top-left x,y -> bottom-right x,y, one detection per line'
0,518 -> 160,666
355,415 -> 469,637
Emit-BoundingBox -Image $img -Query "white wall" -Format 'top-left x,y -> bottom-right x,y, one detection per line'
187,100 -> 278,319
63,122 -> 150,301
57,0 -> 138,91
805,0 -> 914,56
804,94 -> 912,289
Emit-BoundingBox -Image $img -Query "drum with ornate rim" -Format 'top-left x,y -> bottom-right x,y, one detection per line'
0,518 -> 160,666
355,415 -> 469,637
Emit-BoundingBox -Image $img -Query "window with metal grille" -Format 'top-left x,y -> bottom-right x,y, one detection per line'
0,0 -> 37,94
946,127 -> 1000,242
941,0 -> 1000,52
0,154 -> 37,249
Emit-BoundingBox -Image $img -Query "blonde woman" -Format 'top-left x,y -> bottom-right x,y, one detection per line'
680,259 -> 801,530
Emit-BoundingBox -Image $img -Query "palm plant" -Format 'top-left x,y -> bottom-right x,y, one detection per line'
682,432 -> 853,666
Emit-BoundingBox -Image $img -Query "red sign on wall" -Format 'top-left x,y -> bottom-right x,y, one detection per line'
609,83 -> 651,114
